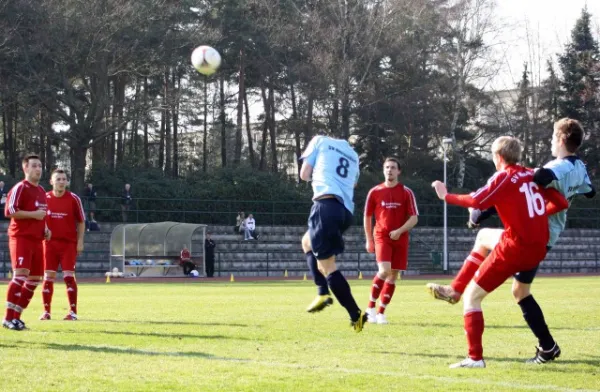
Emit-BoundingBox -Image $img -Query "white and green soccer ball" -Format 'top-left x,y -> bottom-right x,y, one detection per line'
191,45 -> 221,76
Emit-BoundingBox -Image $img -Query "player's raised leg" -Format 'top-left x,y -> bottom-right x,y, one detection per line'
303,232 -> 333,313
427,228 -> 501,304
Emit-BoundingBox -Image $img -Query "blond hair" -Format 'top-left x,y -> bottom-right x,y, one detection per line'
491,136 -> 522,165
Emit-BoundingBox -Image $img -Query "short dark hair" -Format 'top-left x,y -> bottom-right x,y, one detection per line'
554,118 -> 584,153
383,157 -> 401,170
51,169 -> 69,179
22,154 -> 40,165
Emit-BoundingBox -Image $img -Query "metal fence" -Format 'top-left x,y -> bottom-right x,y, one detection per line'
82,197 -> 600,228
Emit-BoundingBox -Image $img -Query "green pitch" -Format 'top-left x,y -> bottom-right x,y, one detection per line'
1,277 -> 599,392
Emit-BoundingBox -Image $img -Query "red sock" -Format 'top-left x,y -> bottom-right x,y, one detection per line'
378,281 -> 396,314
42,279 -> 55,314
4,276 -> 26,321
451,252 -> 485,294
15,280 -> 39,320
64,276 -> 78,314
464,310 -> 485,361
368,275 -> 386,308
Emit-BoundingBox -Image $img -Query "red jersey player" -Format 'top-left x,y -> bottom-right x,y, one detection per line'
431,136 -> 568,368
364,157 -> 418,324
3,154 -> 49,331
40,169 -> 85,321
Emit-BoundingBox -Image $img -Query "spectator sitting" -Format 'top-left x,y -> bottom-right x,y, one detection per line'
179,245 -> 196,276
237,211 -> 246,235
244,214 -> 259,240
86,219 -> 100,232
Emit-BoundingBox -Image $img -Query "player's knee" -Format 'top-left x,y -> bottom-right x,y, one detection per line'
463,282 -> 486,311
318,257 -> 337,275
388,270 -> 400,283
512,281 -> 530,302
44,271 -> 57,280
14,268 -> 30,277
63,271 -> 75,278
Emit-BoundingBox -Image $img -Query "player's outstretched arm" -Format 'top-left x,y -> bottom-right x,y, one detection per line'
432,180 -> 480,209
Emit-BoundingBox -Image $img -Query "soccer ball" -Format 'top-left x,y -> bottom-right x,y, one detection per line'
191,46 -> 221,76
190,270 -> 200,277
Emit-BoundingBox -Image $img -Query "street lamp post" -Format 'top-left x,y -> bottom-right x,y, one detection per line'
442,137 -> 453,274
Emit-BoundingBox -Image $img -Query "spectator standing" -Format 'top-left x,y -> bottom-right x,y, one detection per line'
205,233 -> 216,278
83,183 -> 97,222
121,183 -> 133,222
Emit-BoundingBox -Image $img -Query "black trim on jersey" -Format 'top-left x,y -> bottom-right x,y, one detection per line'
584,184 -> 596,199
565,155 -> 579,164
533,168 -> 557,187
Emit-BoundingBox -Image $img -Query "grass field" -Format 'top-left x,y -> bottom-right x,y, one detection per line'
0,277 -> 599,392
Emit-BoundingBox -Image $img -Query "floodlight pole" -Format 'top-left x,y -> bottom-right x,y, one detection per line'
442,137 -> 453,274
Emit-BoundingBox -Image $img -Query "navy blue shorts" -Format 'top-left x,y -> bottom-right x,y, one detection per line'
308,198 -> 353,260
513,246 -> 551,284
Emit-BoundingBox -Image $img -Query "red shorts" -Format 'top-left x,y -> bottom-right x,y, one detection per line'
44,239 -> 78,272
474,237 -> 547,293
9,236 -> 44,276
375,236 -> 409,271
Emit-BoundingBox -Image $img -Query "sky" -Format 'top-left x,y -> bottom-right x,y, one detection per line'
491,0 -> 600,91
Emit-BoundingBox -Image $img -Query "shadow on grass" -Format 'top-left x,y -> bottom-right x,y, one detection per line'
93,319 -> 251,328
32,329 -> 261,341
374,350 -> 600,366
0,341 -> 249,361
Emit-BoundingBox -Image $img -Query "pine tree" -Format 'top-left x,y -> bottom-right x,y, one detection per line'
558,7 -> 600,162
514,63 -> 532,163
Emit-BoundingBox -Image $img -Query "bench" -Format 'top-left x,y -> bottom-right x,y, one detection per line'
123,256 -> 202,277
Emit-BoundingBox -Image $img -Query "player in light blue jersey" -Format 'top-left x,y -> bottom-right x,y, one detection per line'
427,118 -> 595,363
299,135 -> 367,332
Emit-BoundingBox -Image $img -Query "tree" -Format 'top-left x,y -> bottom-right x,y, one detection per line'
558,7 -> 600,164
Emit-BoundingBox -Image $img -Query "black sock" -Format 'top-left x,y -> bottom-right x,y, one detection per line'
326,270 -> 360,321
519,295 -> 555,351
306,252 -> 329,296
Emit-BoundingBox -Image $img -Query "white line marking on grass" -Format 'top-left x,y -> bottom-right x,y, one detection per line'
94,345 -> 598,392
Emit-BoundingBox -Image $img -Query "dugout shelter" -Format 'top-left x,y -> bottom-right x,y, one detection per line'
110,222 -> 208,277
